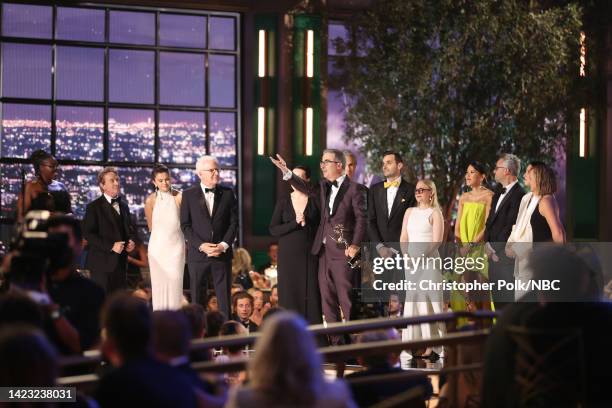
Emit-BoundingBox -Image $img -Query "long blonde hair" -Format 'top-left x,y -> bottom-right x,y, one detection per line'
231,248 -> 252,277
248,312 -> 323,406
418,179 -> 441,210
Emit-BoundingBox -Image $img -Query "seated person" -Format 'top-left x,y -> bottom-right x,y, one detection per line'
217,320 -> 248,385
205,310 -> 227,338
231,291 -> 258,332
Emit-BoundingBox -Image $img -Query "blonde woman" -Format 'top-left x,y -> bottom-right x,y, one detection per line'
231,248 -> 254,290
226,312 -> 356,408
400,179 -> 446,361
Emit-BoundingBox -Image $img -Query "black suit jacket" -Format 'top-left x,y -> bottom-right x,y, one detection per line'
83,196 -> 135,288
368,179 -> 416,246
484,182 -> 525,252
180,184 -> 238,263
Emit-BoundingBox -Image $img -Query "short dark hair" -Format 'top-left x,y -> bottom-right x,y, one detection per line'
0,293 -> 44,329
219,320 -> 246,353
152,311 -> 191,357
30,150 -> 55,176
204,310 -> 226,338
293,165 -> 311,179
181,304 -> 205,339
382,151 -> 403,164
102,293 -> 151,359
151,164 -> 170,180
47,215 -> 83,243
232,291 -> 254,311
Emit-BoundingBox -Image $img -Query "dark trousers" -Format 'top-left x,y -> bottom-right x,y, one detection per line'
188,259 -> 231,318
489,257 -> 515,310
92,254 -> 127,294
318,248 -> 357,345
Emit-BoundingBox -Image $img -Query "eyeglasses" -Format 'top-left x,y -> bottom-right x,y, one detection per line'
201,168 -> 220,174
320,160 -> 340,166
415,188 -> 432,194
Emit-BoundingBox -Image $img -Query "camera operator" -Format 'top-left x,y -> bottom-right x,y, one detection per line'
3,211 -> 81,354
47,215 -> 105,350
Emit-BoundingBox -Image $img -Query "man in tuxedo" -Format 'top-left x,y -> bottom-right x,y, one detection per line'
180,155 -> 238,318
83,167 -> 136,293
368,151 -> 416,257
484,154 -> 525,310
271,149 -> 367,344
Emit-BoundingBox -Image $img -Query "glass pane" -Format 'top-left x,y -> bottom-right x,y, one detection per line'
159,14 -> 206,48
0,163 -> 33,218
109,49 -> 154,104
160,52 -> 205,106
208,54 -> 235,108
115,167 -> 152,224
328,21 -> 350,56
56,106 -> 104,161
1,43 -> 52,99
170,167 -> 198,193
1,104 -> 51,158
219,169 -> 237,190
209,112 -> 236,166
59,165 -> 103,219
109,11 -> 155,45
109,109 -> 154,162
1,3 -> 52,39
209,17 -> 235,50
56,7 -> 105,42
56,46 -> 104,101
159,111 -> 206,164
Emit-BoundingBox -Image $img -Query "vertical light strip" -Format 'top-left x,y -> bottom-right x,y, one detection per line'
579,31 -> 586,77
579,108 -> 586,158
305,107 -> 313,156
306,30 -> 314,78
258,30 -> 266,78
257,107 -> 266,155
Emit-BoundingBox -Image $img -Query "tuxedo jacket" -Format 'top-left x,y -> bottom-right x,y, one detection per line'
368,179 -> 416,246
83,196 -> 136,285
289,174 -> 367,257
180,184 -> 238,263
484,182 -> 525,252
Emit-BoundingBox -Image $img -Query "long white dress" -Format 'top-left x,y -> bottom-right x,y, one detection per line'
402,207 -> 446,356
149,190 -> 185,310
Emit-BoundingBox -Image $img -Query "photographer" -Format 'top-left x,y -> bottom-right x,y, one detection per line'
47,215 -> 105,350
2,211 -> 81,354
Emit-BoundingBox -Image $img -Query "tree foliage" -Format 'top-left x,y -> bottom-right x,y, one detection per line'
333,0 -> 583,214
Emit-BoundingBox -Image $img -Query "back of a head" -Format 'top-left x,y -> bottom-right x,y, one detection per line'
219,320 -> 246,354
205,310 -> 226,337
0,325 -> 58,386
357,330 -> 393,367
181,304 -> 205,339
530,246 -> 600,302
152,310 -> 191,359
0,292 -> 44,329
102,292 -> 151,360
249,312 -> 323,405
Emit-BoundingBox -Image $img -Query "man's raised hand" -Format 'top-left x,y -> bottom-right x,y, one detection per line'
269,154 -> 289,174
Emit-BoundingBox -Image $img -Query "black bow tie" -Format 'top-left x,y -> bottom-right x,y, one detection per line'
500,187 -> 507,194
205,187 -> 215,193
110,197 -> 121,205
327,180 -> 338,188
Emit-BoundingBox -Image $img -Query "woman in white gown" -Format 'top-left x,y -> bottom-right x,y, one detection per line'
400,179 -> 446,360
144,164 -> 185,310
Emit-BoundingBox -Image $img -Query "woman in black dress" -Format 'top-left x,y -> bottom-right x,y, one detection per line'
526,162 -> 565,243
269,166 -> 321,325
17,150 -> 71,221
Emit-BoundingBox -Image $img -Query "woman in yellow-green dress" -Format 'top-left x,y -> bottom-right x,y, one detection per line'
452,161 -> 494,322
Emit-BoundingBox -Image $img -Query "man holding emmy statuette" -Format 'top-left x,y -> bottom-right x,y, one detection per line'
271,149 -> 367,345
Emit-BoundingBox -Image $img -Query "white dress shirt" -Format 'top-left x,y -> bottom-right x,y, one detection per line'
495,180 -> 518,213
386,178 -> 400,216
104,193 -> 121,214
200,183 -> 229,252
327,174 -> 346,215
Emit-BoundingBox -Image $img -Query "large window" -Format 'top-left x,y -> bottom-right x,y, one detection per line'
0,3 -> 240,227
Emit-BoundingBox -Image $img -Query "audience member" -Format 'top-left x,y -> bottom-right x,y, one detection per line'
205,310 -> 227,338
153,310 -> 227,407
226,311 -> 357,408
386,294 -> 402,318
206,293 -> 219,312
249,289 -> 270,327
231,283 -> 244,298
47,215 -> 105,350
95,293 -> 197,408
269,285 -> 279,307
231,248 -> 254,290
347,330 -> 432,406
182,303 -> 205,339
217,320 -> 248,385
481,246 -> 612,407
231,291 -> 258,332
